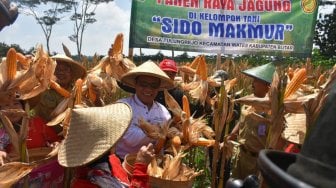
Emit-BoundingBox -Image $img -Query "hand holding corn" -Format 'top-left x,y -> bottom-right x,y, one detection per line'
136,143 -> 155,165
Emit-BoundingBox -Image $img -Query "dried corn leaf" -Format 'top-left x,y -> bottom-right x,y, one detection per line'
0,112 -> 19,155
0,162 -> 36,188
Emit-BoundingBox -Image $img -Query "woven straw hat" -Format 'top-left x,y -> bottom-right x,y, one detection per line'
121,60 -> 174,90
242,62 -> 275,84
52,54 -> 87,80
58,102 -> 132,167
282,113 -> 306,145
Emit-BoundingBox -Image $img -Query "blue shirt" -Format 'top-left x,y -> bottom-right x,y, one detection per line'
115,94 -> 171,159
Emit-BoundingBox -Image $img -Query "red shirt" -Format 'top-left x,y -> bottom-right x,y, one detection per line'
71,154 -> 149,188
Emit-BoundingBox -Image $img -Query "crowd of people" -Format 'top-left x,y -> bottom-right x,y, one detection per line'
0,51 -> 308,187
1,0 -> 335,187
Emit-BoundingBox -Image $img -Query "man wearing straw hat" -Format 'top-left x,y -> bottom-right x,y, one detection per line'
229,63 -> 275,181
58,103 -> 155,187
115,60 -> 174,160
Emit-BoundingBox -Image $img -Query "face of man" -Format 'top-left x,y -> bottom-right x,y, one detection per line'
252,79 -> 270,98
55,61 -> 72,88
164,70 -> 177,81
135,75 -> 161,107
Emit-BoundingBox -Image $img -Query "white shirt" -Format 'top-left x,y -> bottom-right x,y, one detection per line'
115,94 -> 171,159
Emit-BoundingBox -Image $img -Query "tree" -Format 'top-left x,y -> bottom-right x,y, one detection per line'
0,42 -> 26,56
68,0 -> 113,59
314,3 -> 336,58
14,0 -> 73,54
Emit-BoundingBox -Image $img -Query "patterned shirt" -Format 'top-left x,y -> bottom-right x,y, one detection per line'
0,123 -> 10,151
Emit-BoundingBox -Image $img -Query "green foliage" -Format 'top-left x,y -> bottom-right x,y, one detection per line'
184,147 -> 211,188
314,7 -> 336,58
0,42 -> 26,55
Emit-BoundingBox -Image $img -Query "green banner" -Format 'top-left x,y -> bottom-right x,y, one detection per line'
129,0 -> 319,57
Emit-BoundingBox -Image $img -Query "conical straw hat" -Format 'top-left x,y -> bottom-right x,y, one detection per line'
52,54 -> 87,80
58,102 -> 132,167
121,60 -> 174,90
242,62 -> 275,84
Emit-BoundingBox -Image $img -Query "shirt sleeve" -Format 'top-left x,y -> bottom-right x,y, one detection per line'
130,163 -> 149,188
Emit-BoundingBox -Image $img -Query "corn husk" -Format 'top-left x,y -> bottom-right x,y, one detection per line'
0,162 -> 36,188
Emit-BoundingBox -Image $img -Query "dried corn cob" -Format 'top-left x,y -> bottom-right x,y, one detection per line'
178,65 -> 196,75
110,33 -> 123,58
195,138 -> 215,147
195,56 -> 207,81
225,78 -> 237,92
74,79 -> 83,105
316,73 -> 326,87
154,135 -> 166,155
88,83 -> 96,103
138,117 -> 162,139
49,80 -> 71,98
16,52 -> 29,67
287,67 -> 294,80
181,113 -> 190,143
182,95 -> 190,118
171,135 -> 181,154
284,68 -> 307,99
189,56 -> 201,69
6,48 -> 17,81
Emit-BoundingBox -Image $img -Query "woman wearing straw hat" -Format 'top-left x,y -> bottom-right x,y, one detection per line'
115,60 -> 174,160
27,54 -> 86,149
6,54 -> 88,187
229,63 -> 275,181
58,103 -> 155,188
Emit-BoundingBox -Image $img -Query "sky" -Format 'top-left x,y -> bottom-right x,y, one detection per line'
0,0 -> 182,57
0,1 -> 334,57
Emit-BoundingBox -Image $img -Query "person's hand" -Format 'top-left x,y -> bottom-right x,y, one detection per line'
0,150 -> 9,166
135,143 -> 155,165
226,133 -> 238,141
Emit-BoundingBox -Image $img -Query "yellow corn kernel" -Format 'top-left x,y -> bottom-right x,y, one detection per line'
284,68 -> 306,99
16,52 -> 29,67
50,80 -> 71,98
154,136 -> 166,154
6,48 -> 17,80
74,79 -> 83,105
182,95 -> 190,118
88,83 -> 97,103
195,138 -> 215,147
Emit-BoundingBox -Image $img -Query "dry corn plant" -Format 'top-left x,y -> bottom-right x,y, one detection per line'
303,64 -> 336,137
85,33 -> 136,105
141,89 -> 216,184
0,46 -> 68,187
0,103 -> 60,188
266,69 -> 287,149
179,55 -> 209,106
210,82 -> 236,188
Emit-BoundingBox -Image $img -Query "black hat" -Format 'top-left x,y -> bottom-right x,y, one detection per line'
258,81 -> 336,188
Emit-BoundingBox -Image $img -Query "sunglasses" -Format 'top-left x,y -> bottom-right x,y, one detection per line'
136,81 -> 160,89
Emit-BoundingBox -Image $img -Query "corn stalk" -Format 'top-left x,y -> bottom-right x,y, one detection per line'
211,82 -> 229,188
266,69 -> 286,149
